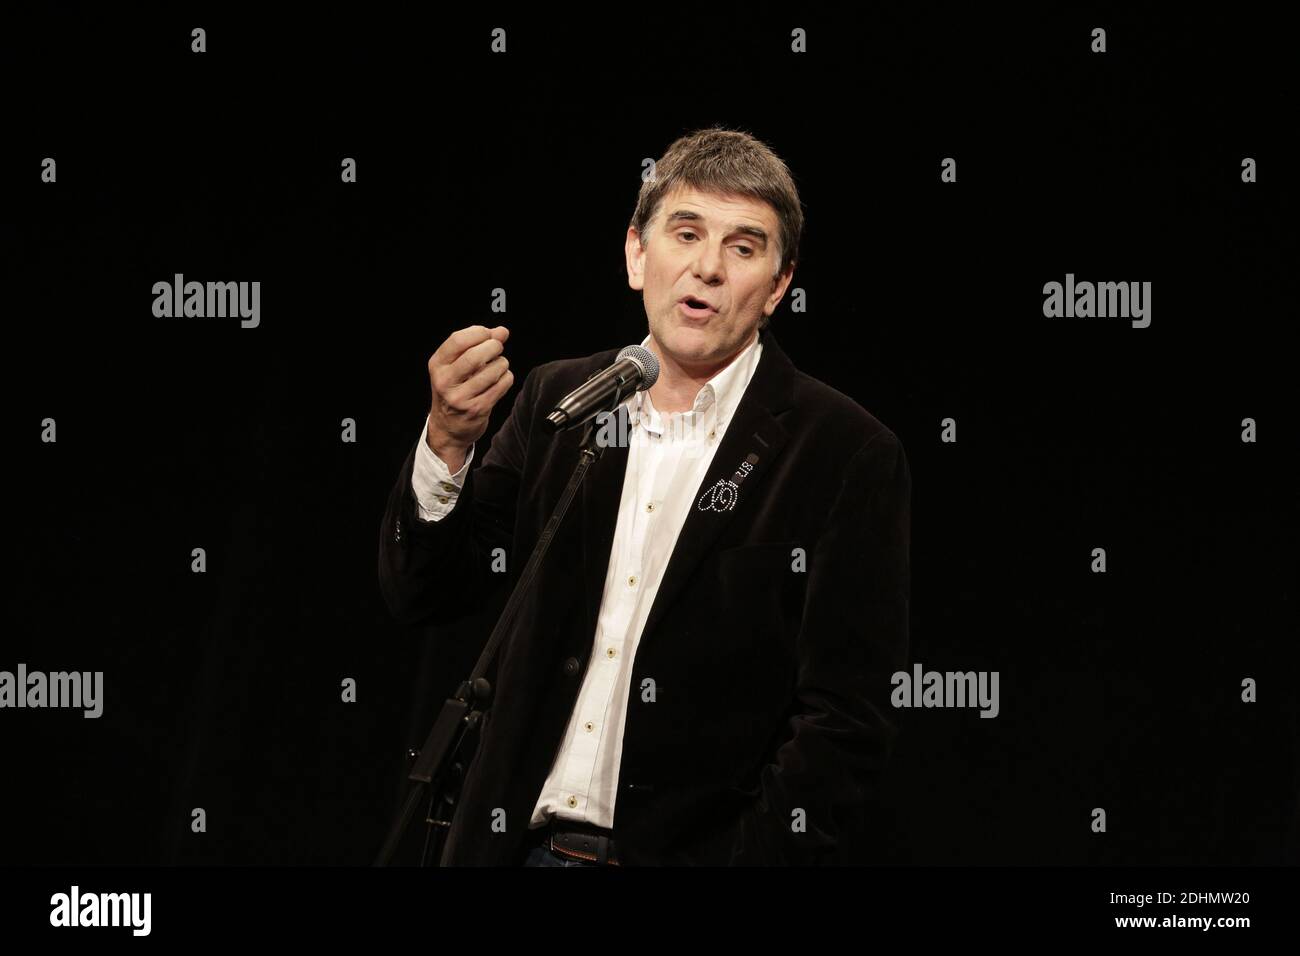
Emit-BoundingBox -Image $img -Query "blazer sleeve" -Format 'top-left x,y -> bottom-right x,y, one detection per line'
727,428 -> 912,865
377,366 -> 541,628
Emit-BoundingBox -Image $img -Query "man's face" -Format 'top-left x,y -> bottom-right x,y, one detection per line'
626,185 -> 793,375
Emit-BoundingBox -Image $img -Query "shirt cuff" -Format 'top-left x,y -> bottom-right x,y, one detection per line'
411,414 -> 475,522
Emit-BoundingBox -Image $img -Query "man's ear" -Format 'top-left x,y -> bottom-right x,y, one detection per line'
765,260 -> 795,315
625,226 -> 646,292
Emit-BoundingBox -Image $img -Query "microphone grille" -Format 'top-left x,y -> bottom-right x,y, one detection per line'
616,344 -> 660,390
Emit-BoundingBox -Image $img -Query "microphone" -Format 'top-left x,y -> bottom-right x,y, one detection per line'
545,345 -> 660,433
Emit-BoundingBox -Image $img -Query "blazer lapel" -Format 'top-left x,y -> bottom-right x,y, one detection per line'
637,328 -> 796,652
578,402 -> 633,645
574,326 -> 799,652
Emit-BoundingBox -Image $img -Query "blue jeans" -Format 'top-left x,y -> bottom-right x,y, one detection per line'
520,830 -> 605,867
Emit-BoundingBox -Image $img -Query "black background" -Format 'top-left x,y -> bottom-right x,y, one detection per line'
3,7 -> 1295,868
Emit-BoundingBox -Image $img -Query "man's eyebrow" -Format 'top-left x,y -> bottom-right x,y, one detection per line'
664,210 -> 769,245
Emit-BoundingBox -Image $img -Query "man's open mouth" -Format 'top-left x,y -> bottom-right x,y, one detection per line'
679,296 -> 717,315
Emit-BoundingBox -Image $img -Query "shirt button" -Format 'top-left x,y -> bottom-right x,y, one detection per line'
437,495 -> 449,504
627,574 -> 637,587
606,647 -> 617,659
567,795 -> 578,809
440,481 -> 456,493
645,502 -> 655,513
584,721 -> 594,733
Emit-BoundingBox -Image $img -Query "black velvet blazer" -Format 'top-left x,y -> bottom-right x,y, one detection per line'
378,325 -> 911,865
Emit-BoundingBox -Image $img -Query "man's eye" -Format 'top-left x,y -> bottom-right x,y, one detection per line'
678,233 -> 752,256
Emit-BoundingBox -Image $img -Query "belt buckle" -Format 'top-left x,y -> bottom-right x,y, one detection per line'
549,825 -> 620,866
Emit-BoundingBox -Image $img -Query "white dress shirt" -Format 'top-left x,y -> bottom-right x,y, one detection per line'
410,330 -> 764,831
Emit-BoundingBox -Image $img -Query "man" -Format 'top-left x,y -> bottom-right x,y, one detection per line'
378,127 -> 911,865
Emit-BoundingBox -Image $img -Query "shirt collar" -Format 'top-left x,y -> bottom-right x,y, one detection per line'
623,329 -> 764,437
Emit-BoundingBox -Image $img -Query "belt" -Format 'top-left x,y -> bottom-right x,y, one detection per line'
545,819 -> 622,866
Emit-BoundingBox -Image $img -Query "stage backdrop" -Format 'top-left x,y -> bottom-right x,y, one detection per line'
4,8 -> 1294,865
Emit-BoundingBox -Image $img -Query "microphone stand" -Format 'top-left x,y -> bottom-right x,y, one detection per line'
374,385 -> 619,867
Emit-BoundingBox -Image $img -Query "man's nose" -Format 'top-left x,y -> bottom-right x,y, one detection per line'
691,239 -> 725,283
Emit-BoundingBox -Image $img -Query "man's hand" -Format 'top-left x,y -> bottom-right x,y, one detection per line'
426,325 -> 514,472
